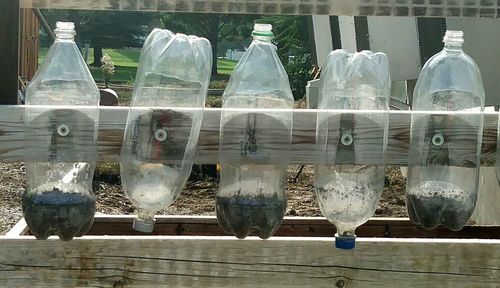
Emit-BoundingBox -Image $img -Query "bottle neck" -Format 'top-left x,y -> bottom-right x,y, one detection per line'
55,32 -> 75,42
253,35 -> 273,43
444,42 -> 463,52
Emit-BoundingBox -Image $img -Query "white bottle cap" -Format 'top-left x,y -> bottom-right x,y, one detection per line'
443,30 -> 464,44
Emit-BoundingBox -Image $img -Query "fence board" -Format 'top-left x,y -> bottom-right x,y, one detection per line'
0,234 -> 499,287
0,106 -> 496,165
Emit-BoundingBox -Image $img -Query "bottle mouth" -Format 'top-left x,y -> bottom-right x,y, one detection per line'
252,23 -> 273,38
55,21 -> 76,39
443,30 -> 464,44
335,233 -> 356,250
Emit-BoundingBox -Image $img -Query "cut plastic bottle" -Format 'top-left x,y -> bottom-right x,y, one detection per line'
406,30 -> 485,231
217,24 -> 294,239
315,50 -> 390,249
23,22 -> 100,241
120,29 -> 212,232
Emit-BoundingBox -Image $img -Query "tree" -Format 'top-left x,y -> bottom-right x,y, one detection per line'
161,13 -> 258,76
257,16 -> 315,100
39,10 -> 154,66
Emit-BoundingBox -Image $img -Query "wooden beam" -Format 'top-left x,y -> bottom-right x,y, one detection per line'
20,0 -> 500,18
0,0 -> 19,105
0,234 -> 499,287
12,215 -> 500,239
0,106 -> 496,165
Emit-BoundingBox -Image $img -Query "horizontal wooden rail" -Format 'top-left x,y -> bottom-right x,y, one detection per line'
0,106 -> 497,165
11,215 -> 500,239
2,226 -> 500,287
20,0 -> 500,18
3,215 -> 500,287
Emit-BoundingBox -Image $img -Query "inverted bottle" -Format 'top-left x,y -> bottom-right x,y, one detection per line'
406,30 -> 485,231
217,24 -> 294,239
23,22 -> 100,240
315,50 -> 390,249
120,29 -> 212,232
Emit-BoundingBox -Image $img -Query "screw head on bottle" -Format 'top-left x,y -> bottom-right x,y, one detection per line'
341,133 -> 353,146
154,128 -> 168,142
431,133 -> 444,146
57,124 -> 70,137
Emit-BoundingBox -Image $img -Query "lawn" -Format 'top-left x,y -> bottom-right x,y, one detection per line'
39,47 -> 238,84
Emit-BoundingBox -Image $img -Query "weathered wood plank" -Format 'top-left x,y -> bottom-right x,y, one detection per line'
0,235 -> 499,287
13,214 -> 498,239
19,0 -> 500,18
0,106 -> 496,165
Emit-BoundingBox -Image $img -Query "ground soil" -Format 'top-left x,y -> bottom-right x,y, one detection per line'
0,162 -> 407,234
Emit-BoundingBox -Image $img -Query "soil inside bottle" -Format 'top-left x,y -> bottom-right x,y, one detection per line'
216,193 -> 286,239
406,193 -> 474,231
22,188 -> 96,241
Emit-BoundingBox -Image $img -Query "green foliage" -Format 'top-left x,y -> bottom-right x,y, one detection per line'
285,54 -> 312,100
40,10 -> 153,48
161,13 -> 258,75
256,16 -> 314,100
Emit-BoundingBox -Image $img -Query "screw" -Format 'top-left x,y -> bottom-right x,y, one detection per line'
154,128 -> 168,142
57,124 -> 70,137
431,133 -> 444,146
341,133 -> 353,146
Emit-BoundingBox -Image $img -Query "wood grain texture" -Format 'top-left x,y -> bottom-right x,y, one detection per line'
0,106 -> 496,165
0,235 -> 499,287
19,0 -> 500,17
10,214 -> 500,239
19,8 -> 39,81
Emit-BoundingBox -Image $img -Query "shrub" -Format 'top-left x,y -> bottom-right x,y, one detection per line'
101,53 -> 115,88
284,53 -> 313,101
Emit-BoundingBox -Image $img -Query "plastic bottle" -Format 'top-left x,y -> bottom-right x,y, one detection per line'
120,29 -> 212,232
217,24 -> 294,239
23,22 -> 100,240
315,50 -> 390,249
406,30 -> 484,231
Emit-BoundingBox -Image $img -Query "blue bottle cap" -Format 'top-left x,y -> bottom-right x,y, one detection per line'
335,234 -> 356,250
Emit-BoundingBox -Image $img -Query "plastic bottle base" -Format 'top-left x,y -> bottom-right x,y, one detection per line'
133,217 -> 155,233
335,234 -> 356,250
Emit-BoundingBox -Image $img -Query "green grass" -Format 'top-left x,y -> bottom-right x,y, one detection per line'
217,58 -> 238,75
38,47 -> 238,84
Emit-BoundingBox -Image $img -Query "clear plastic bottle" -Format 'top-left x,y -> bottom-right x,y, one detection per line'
217,24 -> 294,239
406,30 -> 485,231
315,50 -> 390,249
23,22 -> 100,241
120,29 -> 212,232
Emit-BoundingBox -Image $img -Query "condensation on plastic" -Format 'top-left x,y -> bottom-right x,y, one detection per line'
217,24 -> 294,239
314,50 -> 390,246
23,22 -> 100,241
120,28 -> 212,232
406,30 -> 485,231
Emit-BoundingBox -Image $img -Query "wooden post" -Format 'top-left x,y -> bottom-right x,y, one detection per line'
19,8 -> 40,81
0,0 -> 20,104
